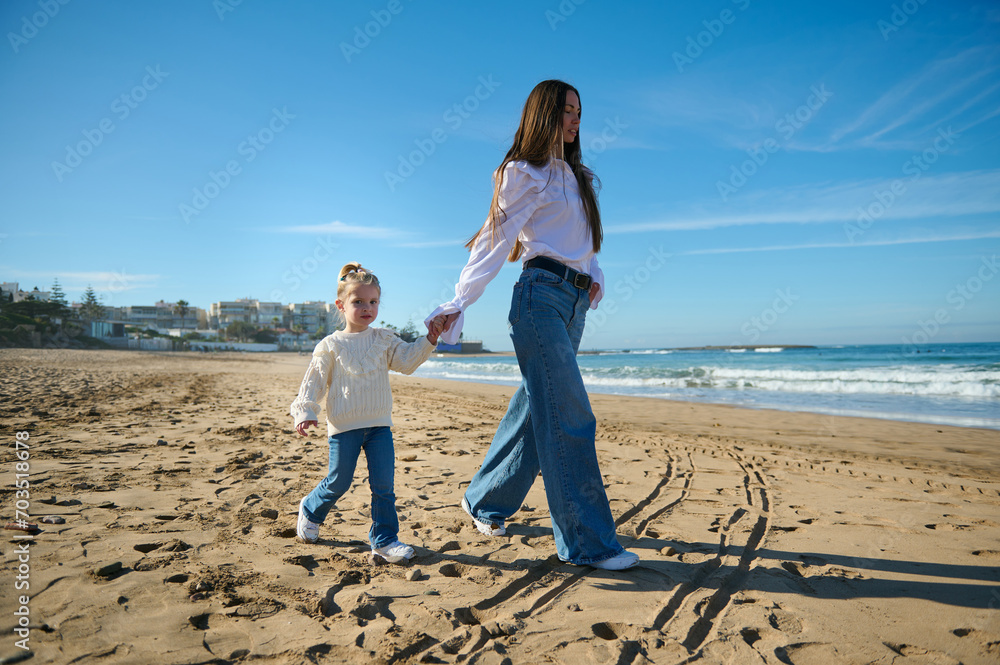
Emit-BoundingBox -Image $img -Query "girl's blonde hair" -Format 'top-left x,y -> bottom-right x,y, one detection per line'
337,262 -> 380,301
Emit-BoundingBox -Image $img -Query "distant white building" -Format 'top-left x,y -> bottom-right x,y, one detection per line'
209,299 -> 309,331
1,282 -> 51,303
288,301 -> 331,335
111,301 -> 205,330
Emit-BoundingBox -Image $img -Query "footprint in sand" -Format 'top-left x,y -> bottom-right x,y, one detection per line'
952,628 -> 1000,657
769,607 -> 803,635
774,642 -> 849,665
924,523 -> 972,531
883,642 -> 964,664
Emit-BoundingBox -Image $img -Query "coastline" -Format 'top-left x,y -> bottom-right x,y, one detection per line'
2,348 -> 998,664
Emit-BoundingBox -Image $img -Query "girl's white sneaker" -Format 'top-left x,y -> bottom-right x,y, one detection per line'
296,498 -> 319,543
373,541 -> 414,564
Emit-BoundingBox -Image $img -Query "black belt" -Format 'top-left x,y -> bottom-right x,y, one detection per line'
524,256 -> 592,290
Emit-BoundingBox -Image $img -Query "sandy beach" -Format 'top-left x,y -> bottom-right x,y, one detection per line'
1,348 -> 998,665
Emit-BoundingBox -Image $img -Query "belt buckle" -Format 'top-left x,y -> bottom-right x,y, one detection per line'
573,272 -> 591,290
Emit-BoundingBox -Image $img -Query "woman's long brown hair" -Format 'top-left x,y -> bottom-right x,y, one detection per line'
465,80 -> 602,261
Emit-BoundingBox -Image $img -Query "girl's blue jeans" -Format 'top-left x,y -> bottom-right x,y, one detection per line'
463,267 -> 625,565
300,426 -> 399,549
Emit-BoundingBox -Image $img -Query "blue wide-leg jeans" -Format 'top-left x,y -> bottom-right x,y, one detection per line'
300,426 -> 399,549
463,268 -> 624,565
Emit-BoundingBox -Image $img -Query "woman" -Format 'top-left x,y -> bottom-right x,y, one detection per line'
427,79 -> 637,570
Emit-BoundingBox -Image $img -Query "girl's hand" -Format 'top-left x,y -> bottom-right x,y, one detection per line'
589,282 -> 601,305
296,420 -> 317,436
426,315 -> 446,345
441,312 -> 460,332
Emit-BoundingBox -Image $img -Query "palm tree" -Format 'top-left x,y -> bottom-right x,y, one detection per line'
174,299 -> 191,329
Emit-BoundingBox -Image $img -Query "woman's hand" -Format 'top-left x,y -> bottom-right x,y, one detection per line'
442,312 -> 460,332
296,421 -> 317,436
589,282 -> 601,305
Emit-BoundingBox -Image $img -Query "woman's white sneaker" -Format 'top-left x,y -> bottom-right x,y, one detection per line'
296,498 -> 319,543
462,496 -> 505,536
373,541 -> 414,564
590,550 -> 639,570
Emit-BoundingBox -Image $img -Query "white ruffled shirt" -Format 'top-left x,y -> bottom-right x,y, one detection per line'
289,327 -> 434,435
426,159 -> 605,344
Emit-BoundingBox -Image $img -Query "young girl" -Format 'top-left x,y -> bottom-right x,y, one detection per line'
427,80 -> 638,570
291,262 -> 446,563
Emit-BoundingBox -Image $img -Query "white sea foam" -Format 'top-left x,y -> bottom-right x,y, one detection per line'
414,344 -> 1000,429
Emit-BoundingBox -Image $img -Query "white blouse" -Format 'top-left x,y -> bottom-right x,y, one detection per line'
426,159 -> 605,344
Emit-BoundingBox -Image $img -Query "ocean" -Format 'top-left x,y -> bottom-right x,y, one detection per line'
413,342 -> 1000,430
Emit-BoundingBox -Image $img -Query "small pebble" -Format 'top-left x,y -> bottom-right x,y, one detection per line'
157,439 -> 169,446
406,569 -> 422,581
98,502 -> 116,509
567,603 -> 581,611
194,581 -> 211,592
189,592 -> 206,601
367,552 -> 387,566
40,516 -> 65,525
259,508 -> 279,520
422,589 -> 440,596
72,482 -> 93,490
660,546 -> 677,556
439,540 -> 461,553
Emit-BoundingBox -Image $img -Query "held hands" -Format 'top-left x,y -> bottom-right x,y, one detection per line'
296,420 -> 317,436
425,315 -> 447,345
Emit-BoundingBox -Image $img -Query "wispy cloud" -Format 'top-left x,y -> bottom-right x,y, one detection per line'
394,238 -> 468,249
677,230 -> 1000,256
607,169 -> 1000,233
275,220 -> 400,238
828,46 -> 1000,151
0,268 -> 160,296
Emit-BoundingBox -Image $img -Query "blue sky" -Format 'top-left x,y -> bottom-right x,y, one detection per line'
2,0 -> 998,351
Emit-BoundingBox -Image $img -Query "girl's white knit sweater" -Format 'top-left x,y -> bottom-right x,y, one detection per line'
290,327 -> 434,435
